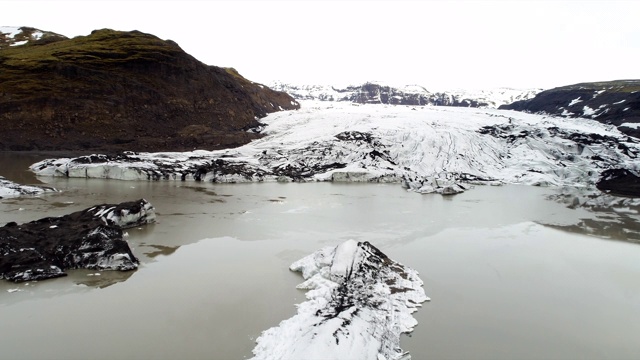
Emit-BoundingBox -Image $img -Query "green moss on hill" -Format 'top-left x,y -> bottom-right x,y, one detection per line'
0,28 -> 299,151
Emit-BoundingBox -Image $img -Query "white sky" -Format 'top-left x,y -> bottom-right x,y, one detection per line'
2,0 -> 639,90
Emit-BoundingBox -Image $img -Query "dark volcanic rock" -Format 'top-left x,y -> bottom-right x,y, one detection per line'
0,199 -> 155,282
500,80 -> 640,137
596,169 -> 640,197
0,29 -> 299,152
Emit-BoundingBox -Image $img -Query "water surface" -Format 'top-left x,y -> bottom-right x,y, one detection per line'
1,153 -> 639,359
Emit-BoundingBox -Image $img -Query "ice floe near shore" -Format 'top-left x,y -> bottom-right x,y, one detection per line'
30,101 -> 640,195
0,176 -> 56,198
0,199 -> 155,282
250,240 -> 428,360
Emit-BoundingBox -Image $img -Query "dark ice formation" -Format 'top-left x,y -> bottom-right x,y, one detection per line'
0,199 -> 155,282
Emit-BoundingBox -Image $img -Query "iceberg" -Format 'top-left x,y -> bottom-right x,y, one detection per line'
251,240 -> 429,360
0,176 -> 56,198
0,199 -> 155,282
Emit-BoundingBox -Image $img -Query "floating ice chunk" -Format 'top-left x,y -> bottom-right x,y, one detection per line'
87,200 -> 156,228
0,176 -> 56,199
251,240 -> 428,360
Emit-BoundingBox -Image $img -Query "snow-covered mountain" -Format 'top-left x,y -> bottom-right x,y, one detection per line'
501,80 -> 640,137
0,26 -> 67,48
270,82 -> 541,109
31,101 -> 640,197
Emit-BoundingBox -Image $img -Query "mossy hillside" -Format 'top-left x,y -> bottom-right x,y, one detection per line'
0,29 -> 299,151
0,29 -> 189,100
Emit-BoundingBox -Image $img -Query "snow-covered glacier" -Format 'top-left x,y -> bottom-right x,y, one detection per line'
251,240 -> 428,360
30,101 -> 640,195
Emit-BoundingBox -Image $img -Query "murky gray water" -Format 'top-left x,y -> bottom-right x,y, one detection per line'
1,153 -> 640,360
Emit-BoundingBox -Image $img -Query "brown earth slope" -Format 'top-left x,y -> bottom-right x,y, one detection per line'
0,29 -> 299,152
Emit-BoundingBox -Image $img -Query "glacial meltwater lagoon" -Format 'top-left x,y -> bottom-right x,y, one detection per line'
1,153 -> 640,360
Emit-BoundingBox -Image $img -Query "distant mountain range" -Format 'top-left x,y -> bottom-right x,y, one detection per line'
270,82 -> 542,108
273,80 -> 640,138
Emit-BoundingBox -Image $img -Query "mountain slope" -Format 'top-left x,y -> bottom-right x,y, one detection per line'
500,80 -> 640,137
0,28 -> 299,151
0,26 -> 67,48
271,82 -> 540,108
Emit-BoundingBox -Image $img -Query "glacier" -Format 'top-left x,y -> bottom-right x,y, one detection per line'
250,240 -> 428,360
30,101 -> 640,195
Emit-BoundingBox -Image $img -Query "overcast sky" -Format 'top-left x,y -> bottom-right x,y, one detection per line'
2,0 -> 638,90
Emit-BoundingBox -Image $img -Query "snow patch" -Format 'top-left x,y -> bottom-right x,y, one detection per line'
10,40 -> 28,47
0,26 -> 21,38
568,97 -> 583,106
582,106 -> 596,116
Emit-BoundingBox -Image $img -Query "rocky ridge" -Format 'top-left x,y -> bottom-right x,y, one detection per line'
500,80 -> 640,138
271,82 -> 541,108
0,28 -> 299,152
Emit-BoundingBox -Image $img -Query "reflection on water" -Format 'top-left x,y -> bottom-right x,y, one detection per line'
143,244 -> 180,258
73,269 -> 135,289
546,186 -> 640,242
1,153 -> 640,360
549,216 -> 640,242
